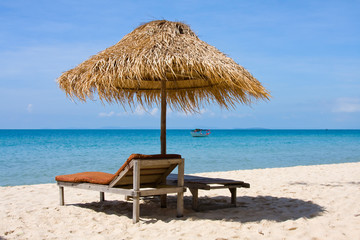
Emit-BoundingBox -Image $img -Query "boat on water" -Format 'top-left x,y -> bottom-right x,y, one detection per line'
190,129 -> 211,137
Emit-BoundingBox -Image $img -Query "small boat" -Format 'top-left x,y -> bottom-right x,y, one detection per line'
190,129 -> 211,137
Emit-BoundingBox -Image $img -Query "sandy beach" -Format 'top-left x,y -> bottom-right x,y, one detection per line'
1,162 -> 360,240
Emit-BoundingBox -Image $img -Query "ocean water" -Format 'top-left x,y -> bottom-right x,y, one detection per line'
0,129 -> 359,186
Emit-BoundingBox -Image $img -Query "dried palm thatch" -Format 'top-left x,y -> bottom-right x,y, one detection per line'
57,20 -> 270,112
57,20 -> 270,154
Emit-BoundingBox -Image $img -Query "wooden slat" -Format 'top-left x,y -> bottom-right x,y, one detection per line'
139,159 -> 184,167
139,186 -> 185,197
167,179 -> 210,190
158,164 -> 178,184
168,174 -> 250,187
109,163 -> 133,188
208,184 -> 250,190
109,158 -> 183,187
126,168 -> 168,176
114,176 -> 134,186
134,165 -> 175,170
113,174 -> 164,186
57,181 -> 133,196
185,178 -> 246,185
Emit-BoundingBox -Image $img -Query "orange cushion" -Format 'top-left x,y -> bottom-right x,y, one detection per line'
55,171 -> 114,184
55,153 -> 181,185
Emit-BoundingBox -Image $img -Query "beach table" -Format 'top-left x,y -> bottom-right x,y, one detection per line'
167,174 -> 250,211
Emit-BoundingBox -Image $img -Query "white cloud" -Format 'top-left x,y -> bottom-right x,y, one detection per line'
175,108 -> 215,118
99,107 -> 159,118
134,106 -> 146,116
27,104 -> 33,113
333,98 -> 360,113
116,112 -> 129,117
200,109 -> 207,114
166,107 -> 173,116
150,107 -> 159,116
199,108 -> 215,116
99,111 -> 115,117
176,112 -> 189,117
222,112 -> 252,119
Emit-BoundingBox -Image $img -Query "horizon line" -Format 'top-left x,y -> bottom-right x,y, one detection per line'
0,128 -> 359,130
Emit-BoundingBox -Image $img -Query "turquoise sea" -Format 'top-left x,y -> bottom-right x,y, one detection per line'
0,129 -> 359,186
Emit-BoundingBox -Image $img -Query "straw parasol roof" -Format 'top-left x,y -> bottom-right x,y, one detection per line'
57,20 -> 270,112
57,20 -> 270,154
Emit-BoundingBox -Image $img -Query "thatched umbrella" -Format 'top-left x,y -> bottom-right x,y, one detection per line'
57,20 -> 270,154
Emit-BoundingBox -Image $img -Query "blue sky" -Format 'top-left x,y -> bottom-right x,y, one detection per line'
0,0 -> 359,129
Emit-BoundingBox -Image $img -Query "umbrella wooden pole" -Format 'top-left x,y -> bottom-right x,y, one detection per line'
160,80 -> 167,208
161,80 -> 167,155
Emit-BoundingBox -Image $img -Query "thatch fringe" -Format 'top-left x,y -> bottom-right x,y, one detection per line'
57,20 -> 270,112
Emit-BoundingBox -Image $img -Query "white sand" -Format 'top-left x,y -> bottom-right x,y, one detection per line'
1,162 -> 360,240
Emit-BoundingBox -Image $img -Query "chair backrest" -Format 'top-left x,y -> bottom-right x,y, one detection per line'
109,154 -> 183,188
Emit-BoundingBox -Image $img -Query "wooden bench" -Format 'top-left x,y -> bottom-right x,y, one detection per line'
167,174 -> 250,211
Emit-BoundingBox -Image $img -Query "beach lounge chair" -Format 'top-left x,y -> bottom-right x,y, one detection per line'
55,154 -> 185,223
167,174 -> 250,211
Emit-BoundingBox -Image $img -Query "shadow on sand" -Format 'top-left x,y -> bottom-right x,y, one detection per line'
72,194 -> 325,224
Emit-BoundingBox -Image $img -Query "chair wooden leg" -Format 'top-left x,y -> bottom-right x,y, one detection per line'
133,195 -> 140,223
59,186 -> 64,206
177,159 -> 184,217
189,188 -> 199,211
133,160 -> 140,223
229,188 -> 237,206
177,191 -> 184,217
160,194 -> 167,208
100,192 -> 105,202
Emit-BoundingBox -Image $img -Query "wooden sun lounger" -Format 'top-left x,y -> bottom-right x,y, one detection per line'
167,174 -> 250,211
55,154 -> 185,223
